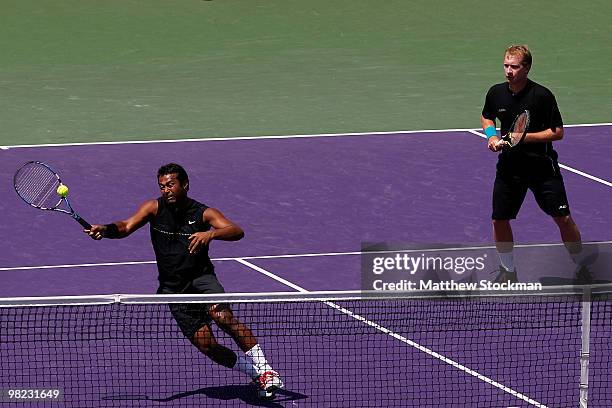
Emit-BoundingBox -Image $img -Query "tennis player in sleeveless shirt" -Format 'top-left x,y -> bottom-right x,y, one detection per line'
87,163 -> 283,398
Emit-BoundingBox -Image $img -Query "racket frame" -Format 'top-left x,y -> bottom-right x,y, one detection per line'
13,161 -> 92,229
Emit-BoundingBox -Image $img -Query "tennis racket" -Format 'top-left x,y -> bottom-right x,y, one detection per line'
500,110 -> 530,148
13,161 -> 92,229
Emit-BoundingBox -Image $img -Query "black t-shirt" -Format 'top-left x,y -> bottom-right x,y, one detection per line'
150,197 -> 215,290
482,79 -> 563,175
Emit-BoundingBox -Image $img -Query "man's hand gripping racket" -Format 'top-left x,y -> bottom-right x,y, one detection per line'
496,110 -> 530,149
13,161 -> 92,229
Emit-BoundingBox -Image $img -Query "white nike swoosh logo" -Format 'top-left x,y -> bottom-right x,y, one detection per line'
188,221 -> 196,225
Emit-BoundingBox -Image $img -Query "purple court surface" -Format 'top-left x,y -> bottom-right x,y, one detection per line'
1,126 -> 611,407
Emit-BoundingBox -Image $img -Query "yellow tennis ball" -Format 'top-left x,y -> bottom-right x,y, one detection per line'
56,184 -> 69,197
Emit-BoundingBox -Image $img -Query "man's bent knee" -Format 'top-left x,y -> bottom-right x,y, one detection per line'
209,304 -> 236,327
553,215 -> 574,227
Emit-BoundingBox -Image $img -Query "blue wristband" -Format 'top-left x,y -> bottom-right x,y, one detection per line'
484,126 -> 497,139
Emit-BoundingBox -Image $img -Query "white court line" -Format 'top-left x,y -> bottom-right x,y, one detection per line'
560,123 -> 612,128
0,128 -> 475,150
558,164 -> 612,187
235,258 -> 549,408
2,241 -> 611,272
0,260 -> 156,272
235,259 -> 306,292
0,123 -> 610,150
468,130 -> 612,187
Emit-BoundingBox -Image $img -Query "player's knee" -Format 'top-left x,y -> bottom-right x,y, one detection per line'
492,219 -> 511,228
210,305 -> 235,327
553,215 -> 574,227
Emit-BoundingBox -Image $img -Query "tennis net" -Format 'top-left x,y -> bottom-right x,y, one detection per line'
1,286 -> 611,407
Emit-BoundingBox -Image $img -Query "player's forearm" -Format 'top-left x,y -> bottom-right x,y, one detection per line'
481,117 -> 495,130
102,221 -> 131,239
525,127 -> 563,143
210,225 -> 244,241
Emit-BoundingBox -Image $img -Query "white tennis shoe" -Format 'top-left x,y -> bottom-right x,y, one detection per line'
254,370 -> 284,398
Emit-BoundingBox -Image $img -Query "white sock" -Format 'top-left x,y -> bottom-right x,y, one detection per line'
246,344 -> 273,373
498,251 -> 515,271
233,355 -> 259,379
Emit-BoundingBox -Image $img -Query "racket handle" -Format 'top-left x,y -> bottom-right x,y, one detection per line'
73,214 -> 92,230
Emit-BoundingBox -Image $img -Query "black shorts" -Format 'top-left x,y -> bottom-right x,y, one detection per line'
492,172 -> 571,220
158,274 -> 226,339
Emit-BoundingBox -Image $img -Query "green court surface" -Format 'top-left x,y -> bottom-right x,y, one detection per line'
0,0 -> 610,145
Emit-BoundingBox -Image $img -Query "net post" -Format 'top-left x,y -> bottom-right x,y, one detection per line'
579,286 -> 592,408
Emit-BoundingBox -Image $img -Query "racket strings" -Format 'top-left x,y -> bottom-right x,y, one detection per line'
15,164 -> 62,209
508,113 -> 529,145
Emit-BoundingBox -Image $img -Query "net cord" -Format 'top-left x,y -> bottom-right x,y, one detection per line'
1,285 -> 612,308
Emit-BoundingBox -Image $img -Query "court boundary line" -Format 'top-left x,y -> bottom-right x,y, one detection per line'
235,258 -> 549,408
1,122 -> 610,150
468,130 -> 612,187
2,241 -> 611,272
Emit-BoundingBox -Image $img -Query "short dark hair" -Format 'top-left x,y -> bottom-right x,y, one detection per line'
157,163 -> 189,184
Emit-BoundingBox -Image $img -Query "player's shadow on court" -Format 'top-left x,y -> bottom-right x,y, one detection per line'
194,385 -> 307,406
539,248 -> 612,287
105,385 -> 309,407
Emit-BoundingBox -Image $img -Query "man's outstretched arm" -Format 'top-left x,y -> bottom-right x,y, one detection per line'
86,200 -> 158,240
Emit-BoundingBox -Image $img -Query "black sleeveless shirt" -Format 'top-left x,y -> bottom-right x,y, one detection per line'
150,197 -> 215,290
